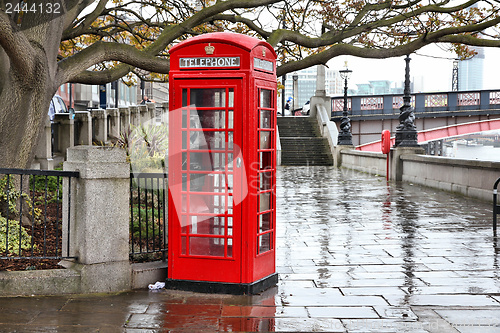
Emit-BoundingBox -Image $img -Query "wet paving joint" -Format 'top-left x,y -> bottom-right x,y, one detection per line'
1,166 -> 500,332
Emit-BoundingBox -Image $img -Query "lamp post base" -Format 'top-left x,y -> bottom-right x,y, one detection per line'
338,132 -> 353,146
394,128 -> 419,148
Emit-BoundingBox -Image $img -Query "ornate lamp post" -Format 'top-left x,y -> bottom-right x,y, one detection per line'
394,54 -> 419,147
337,65 -> 353,145
292,73 -> 299,114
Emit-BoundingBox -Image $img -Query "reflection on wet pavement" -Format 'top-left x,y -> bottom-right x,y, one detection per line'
0,166 -> 499,332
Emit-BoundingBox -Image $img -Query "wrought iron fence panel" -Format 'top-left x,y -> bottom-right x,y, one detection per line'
130,173 -> 167,261
0,168 -> 79,260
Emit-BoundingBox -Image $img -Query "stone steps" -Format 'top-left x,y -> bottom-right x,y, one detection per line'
277,117 -> 333,166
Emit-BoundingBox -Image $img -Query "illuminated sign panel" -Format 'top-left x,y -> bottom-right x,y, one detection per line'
254,58 -> 274,72
180,57 -> 240,68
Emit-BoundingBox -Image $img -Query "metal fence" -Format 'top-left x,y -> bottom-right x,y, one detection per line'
130,173 -> 168,261
0,168 -> 79,260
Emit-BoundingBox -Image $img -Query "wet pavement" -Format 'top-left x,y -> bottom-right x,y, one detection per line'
1,166 -> 500,332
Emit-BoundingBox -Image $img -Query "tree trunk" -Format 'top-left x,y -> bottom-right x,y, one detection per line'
0,55 -> 53,170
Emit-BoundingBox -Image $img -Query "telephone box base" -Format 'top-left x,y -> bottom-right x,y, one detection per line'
166,273 -> 278,295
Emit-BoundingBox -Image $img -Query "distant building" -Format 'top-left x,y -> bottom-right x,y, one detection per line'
458,46 -> 484,91
353,80 -> 394,95
281,66 -> 343,109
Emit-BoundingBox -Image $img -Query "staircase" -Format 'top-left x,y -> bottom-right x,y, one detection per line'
278,117 -> 333,166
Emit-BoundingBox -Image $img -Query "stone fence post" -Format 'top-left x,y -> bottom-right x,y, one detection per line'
91,109 -> 108,144
54,113 -> 74,155
107,108 -> 120,140
130,106 -> 140,127
119,107 -> 131,132
147,103 -> 155,123
63,146 -> 131,293
74,111 -> 92,145
139,105 -> 148,124
158,102 -> 169,125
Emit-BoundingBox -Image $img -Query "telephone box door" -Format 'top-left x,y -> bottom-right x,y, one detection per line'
169,78 -> 244,283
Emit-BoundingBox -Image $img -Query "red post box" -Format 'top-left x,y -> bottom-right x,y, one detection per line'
167,32 -> 278,294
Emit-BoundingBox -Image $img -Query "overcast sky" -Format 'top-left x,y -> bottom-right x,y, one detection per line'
327,44 -> 500,93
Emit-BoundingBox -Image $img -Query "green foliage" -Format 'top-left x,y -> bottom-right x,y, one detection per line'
115,124 -> 168,173
130,205 -> 162,240
29,175 -> 62,205
0,216 -> 33,254
0,176 -> 34,254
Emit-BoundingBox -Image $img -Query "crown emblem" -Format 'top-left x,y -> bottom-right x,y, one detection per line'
205,43 -> 215,55
262,48 -> 266,57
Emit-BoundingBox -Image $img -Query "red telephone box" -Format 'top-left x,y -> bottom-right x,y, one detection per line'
167,32 -> 278,294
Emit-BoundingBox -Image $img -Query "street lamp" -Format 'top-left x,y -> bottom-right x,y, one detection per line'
337,65 -> 353,145
394,54 -> 419,147
292,73 -> 298,115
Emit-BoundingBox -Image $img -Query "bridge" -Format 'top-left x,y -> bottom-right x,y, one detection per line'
330,89 -> 500,149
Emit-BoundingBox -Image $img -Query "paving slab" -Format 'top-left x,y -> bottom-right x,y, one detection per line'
0,166 -> 499,332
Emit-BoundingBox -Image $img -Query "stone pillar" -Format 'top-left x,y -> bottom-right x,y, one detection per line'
159,102 -> 169,125
91,109 -> 108,144
54,113 -> 74,157
333,145 -> 354,168
63,146 -> 131,293
119,107 -> 131,132
74,111 -> 92,145
130,106 -> 140,127
147,103 -> 156,123
107,108 -> 121,140
389,146 -> 425,181
315,65 -> 326,97
139,105 -> 148,125
34,118 -> 54,170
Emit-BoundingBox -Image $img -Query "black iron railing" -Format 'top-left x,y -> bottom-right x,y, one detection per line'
0,168 -> 79,260
130,173 -> 167,261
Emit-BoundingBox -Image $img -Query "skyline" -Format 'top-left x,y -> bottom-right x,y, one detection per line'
327,44 -> 500,93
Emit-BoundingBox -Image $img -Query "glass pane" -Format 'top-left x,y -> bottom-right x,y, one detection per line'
181,216 -> 188,234
181,194 -> 187,213
182,109 -> 187,128
260,110 -> 271,128
260,172 -> 272,191
260,152 -> 272,170
260,89 -> 272,108
212,153 -> 226,172
228,110 -> 234,129
227,238 -> 233,257
181,236 -> 187,255
182,131 -> 187,149
259,213 -> 271,232
260,132 -> 271,149
229,89 -> 234,107
189,216 -> 225,235
182,152 -> 187,170
189,237 -> 225,256
190,89 -> 226,107
204,131 -> 225,150
189,173 -> 206,192
182,90 -> 187,107
228,132 -> 233,150
259,233 -> 271,253
197,110 -> 226,129
259,192 -> 270,212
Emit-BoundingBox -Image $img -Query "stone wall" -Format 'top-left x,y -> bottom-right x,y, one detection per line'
339,149 -> 500,203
